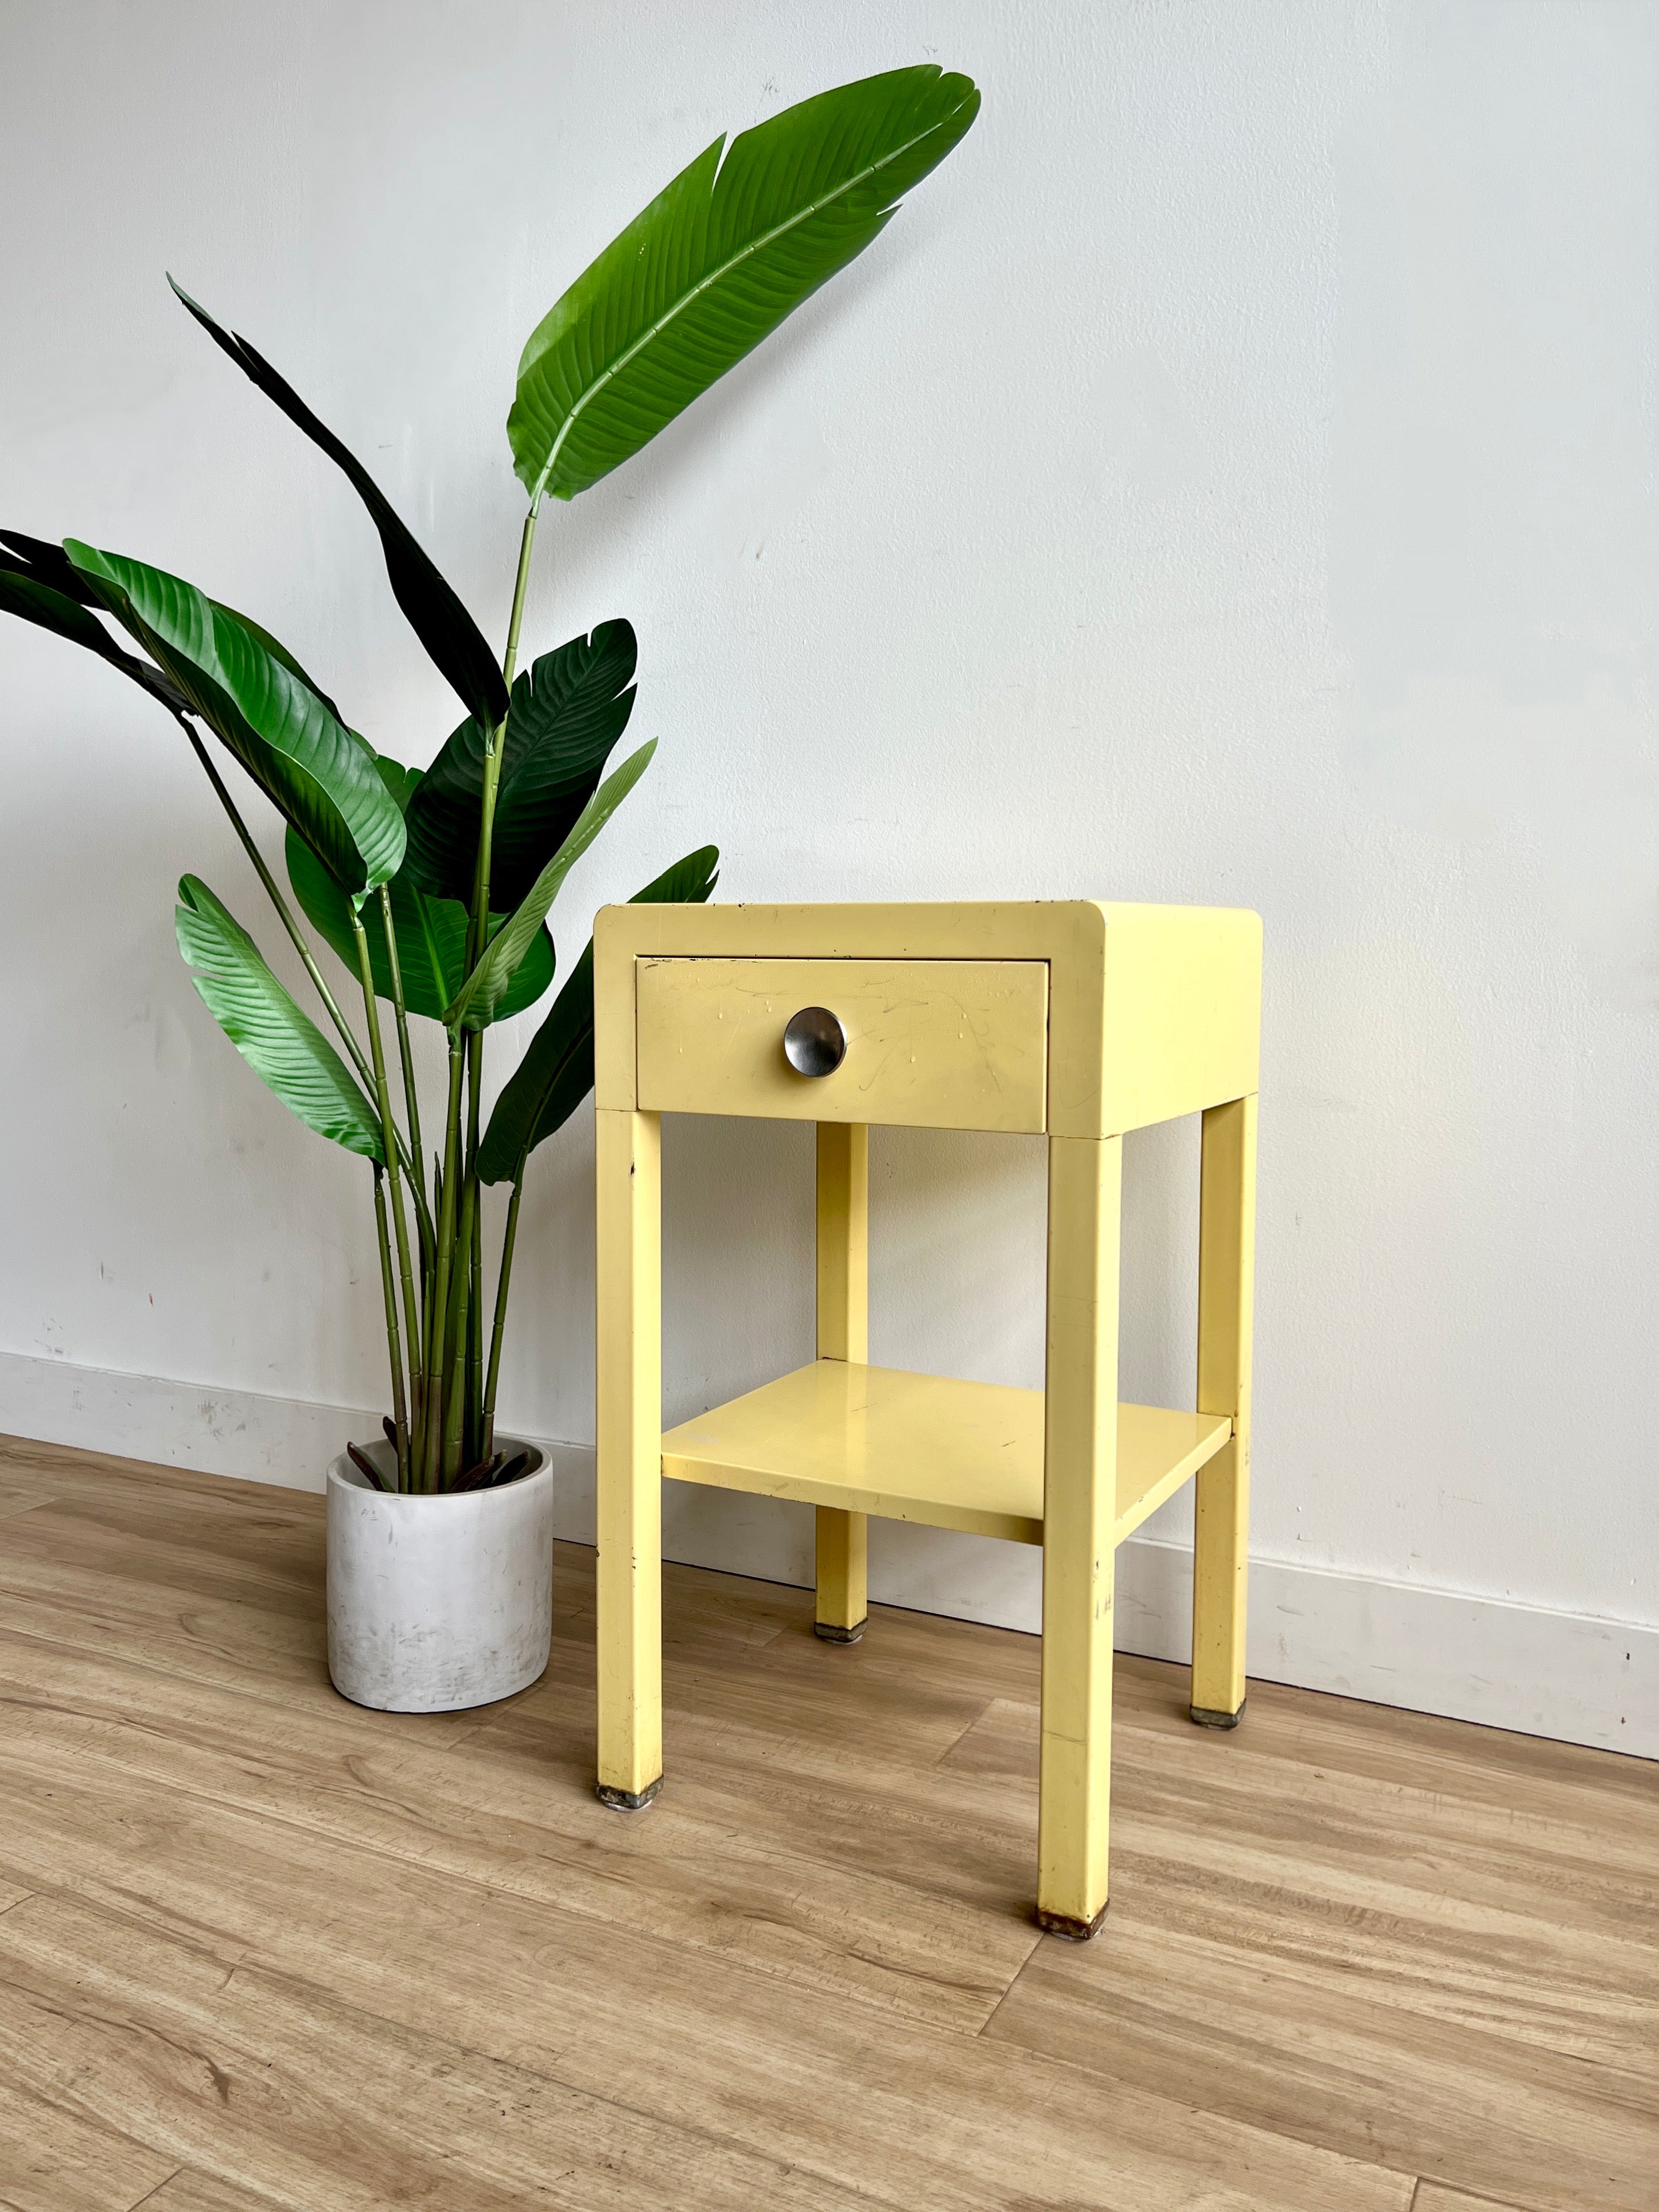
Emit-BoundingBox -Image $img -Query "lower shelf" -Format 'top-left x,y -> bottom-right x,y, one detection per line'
660,1360 -> 1232,1548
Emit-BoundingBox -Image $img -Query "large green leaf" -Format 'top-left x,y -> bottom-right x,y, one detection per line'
286,827 -> 555,1023
0,533 -> 190,712
67,542 -> 405,896
170,280 -> 509,733
175,874 -> 384,1160
478,845 -> 718,1185
213,598 -> 346,725
443,739 -> 655,1032
403,621 -> 636,909
508,66 -> 980,503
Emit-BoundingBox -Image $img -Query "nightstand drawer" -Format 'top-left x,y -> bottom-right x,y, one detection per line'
635,956 -> 1048,1132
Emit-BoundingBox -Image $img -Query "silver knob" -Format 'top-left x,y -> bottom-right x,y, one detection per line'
782,1006 -> 847,1078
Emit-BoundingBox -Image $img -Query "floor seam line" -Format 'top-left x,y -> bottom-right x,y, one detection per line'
124,2166 -> 186,2212
929,1694 -> 997,1769
975,1934 -> 1045,2038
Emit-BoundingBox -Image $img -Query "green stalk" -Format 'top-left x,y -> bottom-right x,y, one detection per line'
371,1166 -> 410,1489
502,500 -> 540,692
442,1170 -> 478,1482
468,1185 -> 484,1466
464,1028 -> 486,1467
482,1158 -> 527,1461
423,1041 -> 466,1490
414,1150 -> 442,1477
377,881 -> 427,1322
441,501 -> 544,1486
463,503 -> 540,971
351,911 -> 419,1465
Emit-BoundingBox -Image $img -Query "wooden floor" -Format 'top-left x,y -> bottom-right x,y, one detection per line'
0,1436 -> 1654,2212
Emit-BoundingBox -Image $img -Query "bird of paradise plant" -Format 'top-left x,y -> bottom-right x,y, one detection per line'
0,65 -> 980,1492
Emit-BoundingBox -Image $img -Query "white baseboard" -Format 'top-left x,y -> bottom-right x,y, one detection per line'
2,1348 -> 1652,1760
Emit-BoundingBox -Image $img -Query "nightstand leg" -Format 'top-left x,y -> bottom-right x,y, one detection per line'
595,1108 -> 663,1809
1191,1095 -> 1256,1728
815,1124 -> 869,1642
1037,1134 -> 1121,1939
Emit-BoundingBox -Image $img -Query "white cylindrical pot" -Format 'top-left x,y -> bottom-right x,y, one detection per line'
326,1436 -> 552,1713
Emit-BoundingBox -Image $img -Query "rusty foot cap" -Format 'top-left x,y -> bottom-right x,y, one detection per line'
596,1776 -> 662,1812
1035,1901 -> 1108,1942
1190,1699 -> 1246,1731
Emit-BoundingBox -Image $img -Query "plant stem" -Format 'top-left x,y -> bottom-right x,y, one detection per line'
414,1149 -> 442,1477
504,501 -> 540,688
468,1165 -> 484,1467
482,1158 -> 526,1461
371,1166 -> 410,1489
462,1026 -> 486,1465
377,882 -> 427,1276
470,504 -> 540,934
351,910 -> 419,1463
424,1041 -> 466,1490
442,1169 -> 477,1482
442,502 -> 544,1483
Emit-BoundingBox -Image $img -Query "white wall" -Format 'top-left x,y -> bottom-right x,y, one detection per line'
2,2 -> 1654,1752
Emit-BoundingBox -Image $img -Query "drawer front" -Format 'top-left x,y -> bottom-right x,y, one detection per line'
636,957 -> 1048,1132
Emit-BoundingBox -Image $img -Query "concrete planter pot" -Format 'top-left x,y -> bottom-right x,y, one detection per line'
325,1436 -> 551,1713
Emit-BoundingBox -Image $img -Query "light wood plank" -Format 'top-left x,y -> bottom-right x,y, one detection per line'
490,1568 -> 1053,1921
0,2076 -> 176,2212
0,1482 -> 58,1523
937,1695 -> 1042,1783
2,1439 -> 1648,2212
0,1502 -> 473,1747
0,1432 -> 267,1502
475,1644 -> 1044,1921
0,1866 -> 1411,2212
0,1627 -> 1034,2032
1410,2188 -> 1537,2212
984,1684 -> 1659,2210
0,1894 -> 870,2212
133,2173 -> 299,2212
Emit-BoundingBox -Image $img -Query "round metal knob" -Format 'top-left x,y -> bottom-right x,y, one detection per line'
782,1005 -> 847,1078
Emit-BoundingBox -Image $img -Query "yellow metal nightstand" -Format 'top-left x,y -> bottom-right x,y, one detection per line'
592,901 -> 1260,1939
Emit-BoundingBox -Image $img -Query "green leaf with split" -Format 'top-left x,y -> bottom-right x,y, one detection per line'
508,67 -> 979,501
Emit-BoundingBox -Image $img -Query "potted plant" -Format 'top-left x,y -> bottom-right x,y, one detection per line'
0,65 -> 980,1712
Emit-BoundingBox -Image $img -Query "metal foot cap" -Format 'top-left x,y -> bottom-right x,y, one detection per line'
1035,1901 -> 1108,1942
813,1619 -> 867,1645
596,1776 -> 662,1812
1190,1698 -> 1246,1730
